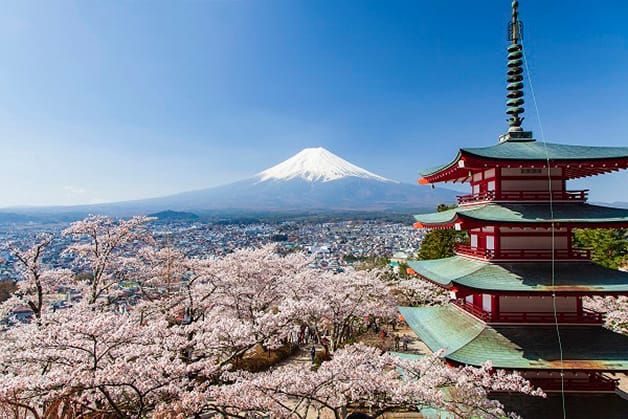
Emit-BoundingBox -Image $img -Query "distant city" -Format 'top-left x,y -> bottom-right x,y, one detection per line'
0,218 -> 425,280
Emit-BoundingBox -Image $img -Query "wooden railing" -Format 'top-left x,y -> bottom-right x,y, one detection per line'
453,299 -> 604,324
500,190 -> 589,201
452,299 -> 491,321
457,190 -> 496,204
455,244 -> 495,259
457,189 -> 588,205
491,308 -> 603,324
454,244 -> 591,261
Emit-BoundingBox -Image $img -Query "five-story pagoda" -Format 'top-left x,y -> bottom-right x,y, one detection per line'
400,1 -> 628,394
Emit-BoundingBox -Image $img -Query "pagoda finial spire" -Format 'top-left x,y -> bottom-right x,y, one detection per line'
506,0 -> 525,132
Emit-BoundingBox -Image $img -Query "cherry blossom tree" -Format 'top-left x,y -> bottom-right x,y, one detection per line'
0,233 -> 71,320
0,245 -> 298,416
0,304 -> 187,418
209,344 -> 544,419
62,215 -> 154,305
391,276 -> 450,307
285,268 -> 398,350
0,219 -> 543,418
584,296 -> 628,335
0,243 -> 401,417
122,246 -> 189,302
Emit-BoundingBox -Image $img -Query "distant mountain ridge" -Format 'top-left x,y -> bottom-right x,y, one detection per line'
0,147 -> 457,219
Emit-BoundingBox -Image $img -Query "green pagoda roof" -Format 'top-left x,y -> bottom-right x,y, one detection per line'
464,141 -> 628,162
420,155 -> 463,179
399,305 -> 628,371
413,202 -> 628,227
407,256 -> 628,294
419,141 -> 628,178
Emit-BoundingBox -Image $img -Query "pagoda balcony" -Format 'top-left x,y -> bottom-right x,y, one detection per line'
454,244 -> 591,261
453,299 -> 604,324
456,189 -> 588,205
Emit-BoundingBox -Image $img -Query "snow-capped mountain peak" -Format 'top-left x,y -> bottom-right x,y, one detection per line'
256,147 -> 397,183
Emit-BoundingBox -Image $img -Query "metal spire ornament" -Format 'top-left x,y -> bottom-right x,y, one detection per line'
507,1 -> 525,131
500,0 -> 533,142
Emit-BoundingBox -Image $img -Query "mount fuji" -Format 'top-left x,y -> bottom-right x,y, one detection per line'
0,148 -> 457,218
110,147 -> 456,213
256,147 -> 394,183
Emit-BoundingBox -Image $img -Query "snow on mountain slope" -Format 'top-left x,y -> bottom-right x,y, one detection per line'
256,147 -> 397,183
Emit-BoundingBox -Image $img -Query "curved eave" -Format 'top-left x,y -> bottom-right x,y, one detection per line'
414,203 -> 628,229
418,146 -> 628,184
407,260 -> 455,289
418,151 -> 465,184
455,213 -> 628,229
451,280 -> 628,295
407,257 -> 628,295
462,141 -> 628,162
413,206 -> 461,229
400,305 -> 628,371
413,219 -> 460,230
462,153 -> 628,180
413,214 -> 628,230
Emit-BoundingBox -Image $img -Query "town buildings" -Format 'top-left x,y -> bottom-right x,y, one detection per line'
0,219 -> 423,276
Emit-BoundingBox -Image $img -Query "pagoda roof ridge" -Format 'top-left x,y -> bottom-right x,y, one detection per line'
407,256 -> 628,294
419,141 -> 628,183
462,141 -> 628,162
400,305 -> 628,371
413,202 -> 628,228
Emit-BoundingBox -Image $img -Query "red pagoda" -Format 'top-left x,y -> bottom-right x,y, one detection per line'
400,0 -> 628,396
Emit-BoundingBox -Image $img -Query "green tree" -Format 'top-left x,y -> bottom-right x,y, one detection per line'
574,228 -> 627,269
354,256 -> 389,270
417,204 -> 464,260
398,262 -> 411,278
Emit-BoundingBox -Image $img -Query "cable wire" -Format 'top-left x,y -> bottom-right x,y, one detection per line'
522,40 -> 567,419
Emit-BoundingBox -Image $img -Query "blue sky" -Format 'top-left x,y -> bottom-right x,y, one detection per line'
1,0 -> 626,206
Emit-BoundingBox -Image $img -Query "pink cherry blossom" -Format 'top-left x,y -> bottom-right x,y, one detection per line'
391,277 -> 449,306
0,217 -> 545,418
209,344 -> 544,419
584,295 -> 628,335
1,233 -> 72,320
62,215 -> 154,305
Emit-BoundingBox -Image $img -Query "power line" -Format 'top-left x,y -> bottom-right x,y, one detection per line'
521,39 -> 567,419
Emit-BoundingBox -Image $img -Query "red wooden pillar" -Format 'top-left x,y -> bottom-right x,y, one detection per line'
492,294 -> 500,318
473,294 -> 482,309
